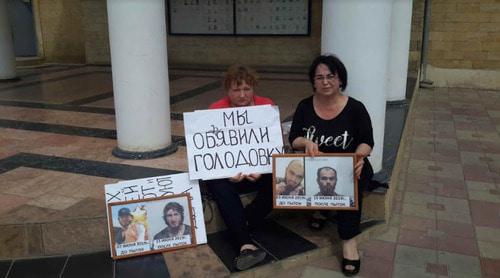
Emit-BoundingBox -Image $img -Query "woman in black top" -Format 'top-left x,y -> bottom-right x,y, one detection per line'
289,55 -> 374,276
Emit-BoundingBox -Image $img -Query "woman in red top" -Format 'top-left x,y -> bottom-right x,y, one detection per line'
205,65 -> 274,271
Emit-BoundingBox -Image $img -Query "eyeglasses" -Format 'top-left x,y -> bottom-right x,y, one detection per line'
314,74 -> 337,82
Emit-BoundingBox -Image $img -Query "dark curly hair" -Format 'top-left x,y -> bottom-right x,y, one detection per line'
163,202 -> 184,225
308,54 -> 348,92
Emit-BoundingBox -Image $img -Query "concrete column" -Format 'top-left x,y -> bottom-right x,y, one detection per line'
0,0 -> 17,80
321,0 -> 394,172
107,0 -> 176,159
387,0 -> 413,101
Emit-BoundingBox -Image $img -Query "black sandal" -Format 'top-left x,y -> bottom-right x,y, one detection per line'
308,216 -> 326,230
342,258 -> 361,276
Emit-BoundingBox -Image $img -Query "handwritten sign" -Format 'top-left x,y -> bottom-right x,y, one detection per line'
184,105 -> 284,180
104,173 -> 207,251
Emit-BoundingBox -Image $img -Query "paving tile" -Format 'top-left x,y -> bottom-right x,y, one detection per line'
0,204 -> 60,225
437,220 -> 475,238
300,266 -> 344,278
468,185 -> 500,203
1,169 -> 67,198
436,210 -> 472,224
360,240 -> 396,261
427,203 -> 445,211
273,265 -> 306,278
408,159 -> 437,176
464,165 -> 496,183
398,229 -> 437,249
435,196 -> 470,214
405,181 -> 437,195
61,251 -> 113,278
457,139 -> 485,152
483,141 -> 500,154
307,254 -> 342,272
456,130 -> 500,143
400,215 -> 436,232
8,256 -> 67,278
394,245 -> 437,268
437,185 -> 468,199
469,200 -> 500,228
460,151 -> 493,166
0,193 -> 30,215
392,201 -> 403,214
42,218 -> 109,255
51,174 -> 118,200
163,244 -> 228,277
27,193 -> 81,211
389,213 -> 401,227
432,161 -> 464,179
373,226 -> 399,243
53,197 -> 106,220
401,203 -> 436,220
480,257 -> 500,277
438,235 -> 479,256
475,226 -> 500,242
393,263 -> 435,278
0,224 -> 43,258
438,251 -> 482,277
357,256 -> 393,278
406,173 -> 434,184
425,262 -> 448,276
466,181 -> 497,191
478,241 -> 500,259
404,192 -> 436,205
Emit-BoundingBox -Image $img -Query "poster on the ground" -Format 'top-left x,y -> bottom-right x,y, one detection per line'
104,173 -> 207,257
108,194 -> 196,259
272,153 -> 358,210
184,105 -> 284,180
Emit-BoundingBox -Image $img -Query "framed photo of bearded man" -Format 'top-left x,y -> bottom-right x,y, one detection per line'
272,153 -> 358,210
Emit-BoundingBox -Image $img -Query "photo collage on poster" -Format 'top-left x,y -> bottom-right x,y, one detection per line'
108,193 -> 196,259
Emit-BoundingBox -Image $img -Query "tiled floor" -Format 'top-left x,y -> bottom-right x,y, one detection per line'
244,87 -> 500,278
0,65 -> 332,277
3,65 -> 498,277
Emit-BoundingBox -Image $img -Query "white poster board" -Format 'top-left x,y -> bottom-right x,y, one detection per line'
104,173 -> 207,251
184,105 -> 284,180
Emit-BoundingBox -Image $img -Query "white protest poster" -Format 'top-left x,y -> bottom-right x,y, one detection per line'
184,105 -> 284,180
104,173 -> 207,254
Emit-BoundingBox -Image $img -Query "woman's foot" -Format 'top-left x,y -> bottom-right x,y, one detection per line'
342,239 -> 360,276
234,244 -> 266,271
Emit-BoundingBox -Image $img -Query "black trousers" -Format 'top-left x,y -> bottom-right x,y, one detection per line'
205,174 -> 273,249
336,176 -> 368,240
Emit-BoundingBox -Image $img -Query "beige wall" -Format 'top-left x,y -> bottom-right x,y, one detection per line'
166,2 -> 321,68
427,0 -> 500,70
409,0 -> 425,75
34,0 -> 500,79
36,0 -> 85,63
80,0 -> 321,67
81,0 -> 110,64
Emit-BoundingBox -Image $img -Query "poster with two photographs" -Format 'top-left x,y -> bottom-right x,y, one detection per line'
108,193 -> 196,259
272,154 -> 358,210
